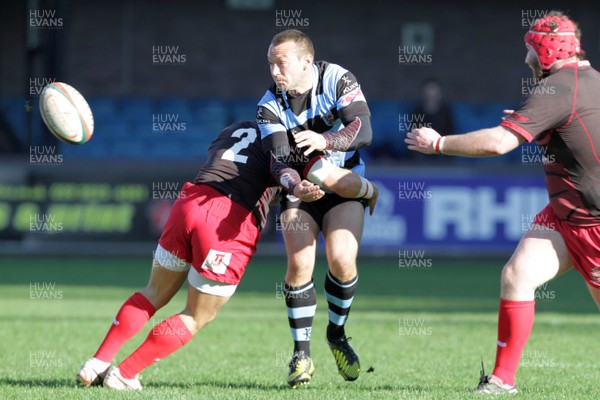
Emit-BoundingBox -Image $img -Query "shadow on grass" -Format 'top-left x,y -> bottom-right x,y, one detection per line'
0,377 -> 402,393
146,378 -> 400,392
0,377 -> 76,388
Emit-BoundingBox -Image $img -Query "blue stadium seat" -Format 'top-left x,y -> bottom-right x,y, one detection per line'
93,121 -> 130,139
0,96 -> 27,138
149,140 -> 186,159
60,140 -> 112,158
120,98 -> 156,123
111,138 -> 148,158
369,100 -> 411,159
230,99 -> 257,122
156,98 -> 194,123
87,97 -> 118,123
193,99 -> 228,125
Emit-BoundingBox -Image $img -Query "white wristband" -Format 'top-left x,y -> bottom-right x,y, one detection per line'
355,177 -> 374,199
438,136 -> 446,154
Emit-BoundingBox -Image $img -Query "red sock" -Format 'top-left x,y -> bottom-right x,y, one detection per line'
492,298 -> 535,386
94,292 -> 156,362
118,315 -> 193,379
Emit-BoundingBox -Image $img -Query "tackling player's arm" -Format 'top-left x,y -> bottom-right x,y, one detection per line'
405,125 -> 525,156
257,102 -> 307,192
300,156 -> 378,214
270,141 -> 378,213
321,165 -> 379,215
270,151 -> 325,201
407,84 -> 572,157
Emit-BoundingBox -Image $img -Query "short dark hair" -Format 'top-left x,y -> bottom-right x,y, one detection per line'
270,29 -> 314,58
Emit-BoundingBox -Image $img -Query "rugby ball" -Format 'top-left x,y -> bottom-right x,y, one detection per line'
39,82 -> 94,145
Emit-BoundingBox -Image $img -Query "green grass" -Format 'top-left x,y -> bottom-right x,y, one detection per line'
1,256 -> 599,399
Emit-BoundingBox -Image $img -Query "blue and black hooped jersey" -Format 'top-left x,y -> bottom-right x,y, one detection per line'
257,61 -> 371,174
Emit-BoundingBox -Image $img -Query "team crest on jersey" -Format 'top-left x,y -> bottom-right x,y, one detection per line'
202,249 -> 232,275
340,87 -> 363,107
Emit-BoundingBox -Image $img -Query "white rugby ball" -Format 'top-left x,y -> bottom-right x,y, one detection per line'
39,82 -> 94,145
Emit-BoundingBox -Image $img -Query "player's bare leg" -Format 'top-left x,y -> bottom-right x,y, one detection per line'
281,207 -> 319,387
322,201 -> 363,381
77,257 -> 188,387
585,284 -> 600,309
140,259 -> 189,309
105,278 -> 232,391
478,226 -> 572,394
178,285 -> 230,334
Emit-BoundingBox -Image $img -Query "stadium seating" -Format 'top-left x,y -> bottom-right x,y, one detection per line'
0,96 -> 522,163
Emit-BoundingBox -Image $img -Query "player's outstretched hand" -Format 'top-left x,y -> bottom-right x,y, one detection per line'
367,182 -> 379,216
405,127 -> 441,155
294,180 -> 325,203
294,130 -> 326,156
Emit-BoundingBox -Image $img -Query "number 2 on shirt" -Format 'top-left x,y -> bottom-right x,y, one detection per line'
221,128 -> 257,164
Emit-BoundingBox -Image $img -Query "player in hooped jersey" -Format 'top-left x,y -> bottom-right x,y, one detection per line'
406,12 -> 600,394
257,29 -> 373,386
76,121 -> 378,390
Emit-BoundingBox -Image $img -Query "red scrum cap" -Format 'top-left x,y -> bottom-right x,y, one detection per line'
524,15 -> 581,70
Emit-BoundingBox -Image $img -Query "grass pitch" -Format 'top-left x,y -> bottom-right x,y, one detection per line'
0,255 -> 599,399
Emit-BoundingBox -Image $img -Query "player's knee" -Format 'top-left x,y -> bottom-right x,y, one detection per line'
327,256 -> 357,281
286,254 -> 314,277
501,262 -> 537,294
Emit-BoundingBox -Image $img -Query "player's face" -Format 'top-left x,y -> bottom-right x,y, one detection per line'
525,45 -> 543,80
267,41 -> 309,92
